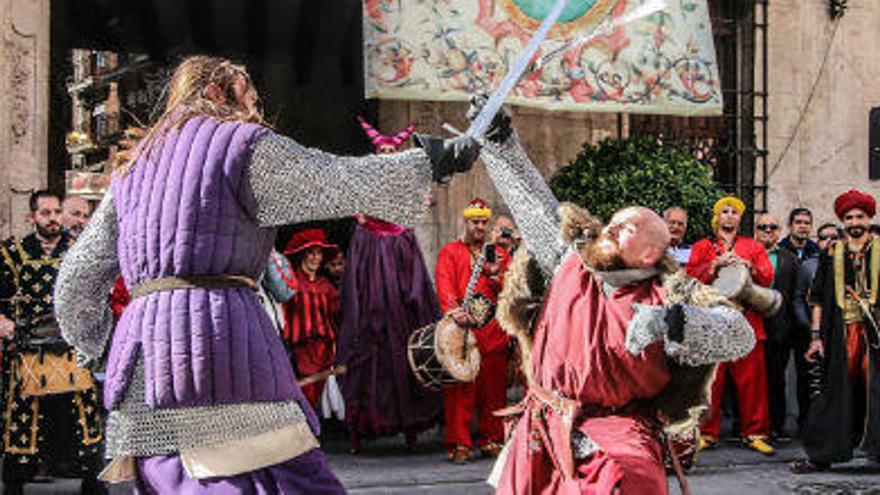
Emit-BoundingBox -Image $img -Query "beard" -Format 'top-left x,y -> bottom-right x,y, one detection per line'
583,232 -> 625,271
35,222 -> 60,240
846,225 -> 867,239
66,224 -> 84,238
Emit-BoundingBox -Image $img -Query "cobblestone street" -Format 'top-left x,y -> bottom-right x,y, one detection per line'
13,427 -> 879,494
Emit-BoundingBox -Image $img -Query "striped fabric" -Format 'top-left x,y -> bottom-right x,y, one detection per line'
283,271 -> 339,345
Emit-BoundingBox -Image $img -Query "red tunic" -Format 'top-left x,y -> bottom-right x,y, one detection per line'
686,235 -> 773,438
496,253 -> 671,494
435,240 -> 509,354
283,270 -> 339,345
685,235 -> 773,339
282,270 -> 340,407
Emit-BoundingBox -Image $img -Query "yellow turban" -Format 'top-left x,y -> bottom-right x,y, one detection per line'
463,198 -> 492,220
711,196 -> 745,232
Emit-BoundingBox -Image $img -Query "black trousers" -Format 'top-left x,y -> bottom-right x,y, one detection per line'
765,336 -> 792,434
765,332 -> 813,435
792,330 -> 813,430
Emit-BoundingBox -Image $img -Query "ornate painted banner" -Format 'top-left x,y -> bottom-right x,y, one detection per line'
364,0 -> 722,116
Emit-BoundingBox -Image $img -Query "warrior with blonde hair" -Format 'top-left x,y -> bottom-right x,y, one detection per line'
55,55 -> 479,493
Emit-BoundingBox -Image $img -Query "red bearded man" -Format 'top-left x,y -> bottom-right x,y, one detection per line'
436,198 -> 511,464
458,95 -> 755,494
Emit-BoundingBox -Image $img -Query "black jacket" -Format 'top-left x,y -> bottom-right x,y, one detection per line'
765,246 -> 800,343
779,236 -> 821,261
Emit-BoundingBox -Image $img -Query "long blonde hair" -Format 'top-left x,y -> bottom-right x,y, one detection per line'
113,56 -> 267,174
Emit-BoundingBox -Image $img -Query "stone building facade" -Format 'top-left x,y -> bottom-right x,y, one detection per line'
765,0 -> 880,228
0,0 -> 49,240
3,0 -> 880,252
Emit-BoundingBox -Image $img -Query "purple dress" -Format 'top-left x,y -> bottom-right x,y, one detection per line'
335,218 -> 442,440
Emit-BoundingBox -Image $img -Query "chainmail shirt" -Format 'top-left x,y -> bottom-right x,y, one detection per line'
56,192 -> 119,368
56,130 -> 436,458
625,303 -> 755,366
248,133 -> 433,228
479,136 -> 566,277
105,357 -> 309,457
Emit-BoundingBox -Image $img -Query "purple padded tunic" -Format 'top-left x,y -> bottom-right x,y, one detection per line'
106,116 -> 301,415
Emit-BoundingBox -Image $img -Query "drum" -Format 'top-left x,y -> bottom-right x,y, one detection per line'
712,262 -> 782,317
14,349 -> 94,397
712,263 -> 749,300
407,316 -> 481,390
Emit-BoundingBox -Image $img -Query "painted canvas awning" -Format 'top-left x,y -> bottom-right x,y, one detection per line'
364,0 -> 722,116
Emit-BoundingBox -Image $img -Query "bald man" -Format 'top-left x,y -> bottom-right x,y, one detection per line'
494,205 -> 753,494
434,97 -> 756,493
755,212 -> 800,441
61,195 -> 91,239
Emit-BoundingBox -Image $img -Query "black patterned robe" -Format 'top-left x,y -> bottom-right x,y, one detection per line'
0,233 -> 103,483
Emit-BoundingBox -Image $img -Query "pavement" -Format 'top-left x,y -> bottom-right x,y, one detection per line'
5,429 -> 880,494
325,431 -> 880,495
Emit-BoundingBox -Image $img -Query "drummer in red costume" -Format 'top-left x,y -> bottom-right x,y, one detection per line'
686,196 -> 775,455
282,228 -> 340,408
436,198 -> 510,464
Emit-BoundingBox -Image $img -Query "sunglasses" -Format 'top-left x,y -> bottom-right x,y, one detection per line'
817,234 -> 839,241
756,224 -> 779,231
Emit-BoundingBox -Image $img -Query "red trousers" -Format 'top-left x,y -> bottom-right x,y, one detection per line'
701,340 -> 771,438
846,322 -> 869,428
293,339 -> 335,409
444,348 -> 508,451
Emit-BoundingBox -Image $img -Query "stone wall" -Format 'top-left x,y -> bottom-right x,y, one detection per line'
0,0 -> 50,240
378,99 -> 620,272
766,0 -> 880,228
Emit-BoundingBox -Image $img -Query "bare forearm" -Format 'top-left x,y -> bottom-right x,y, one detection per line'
811,304 -> 823,336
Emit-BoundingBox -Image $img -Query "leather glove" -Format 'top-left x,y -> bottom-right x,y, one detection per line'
466,93 -> 513,145
414,133 -> 480,184
664,303 -> 685,343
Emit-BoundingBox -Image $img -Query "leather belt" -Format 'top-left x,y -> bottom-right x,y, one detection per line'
130,275 -> 258,300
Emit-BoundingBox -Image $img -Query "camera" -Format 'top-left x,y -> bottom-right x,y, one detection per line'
484,243 -> 496,264
500,227 -> 513,239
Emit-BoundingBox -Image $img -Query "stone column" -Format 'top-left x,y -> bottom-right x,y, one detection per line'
0,0 -> 50,240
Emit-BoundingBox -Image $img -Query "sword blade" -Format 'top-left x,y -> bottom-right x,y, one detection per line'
465,0 -> 570,139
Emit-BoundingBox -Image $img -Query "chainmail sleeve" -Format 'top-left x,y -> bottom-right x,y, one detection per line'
480,136 -> 566,277
55,191 -> 120,369
664,304 -> 755,365
248,133 -> 433,227
625,303 -> 755,366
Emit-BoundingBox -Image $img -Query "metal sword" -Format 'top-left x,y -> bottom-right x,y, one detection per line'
465,0 -> 570,139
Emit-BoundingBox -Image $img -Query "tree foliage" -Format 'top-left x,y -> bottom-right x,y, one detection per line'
549,136 -> 723,243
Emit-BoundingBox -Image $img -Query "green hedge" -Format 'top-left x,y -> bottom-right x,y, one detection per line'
549,136 -> 723,244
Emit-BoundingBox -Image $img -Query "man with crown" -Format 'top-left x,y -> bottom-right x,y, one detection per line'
435,198 -> 511,464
